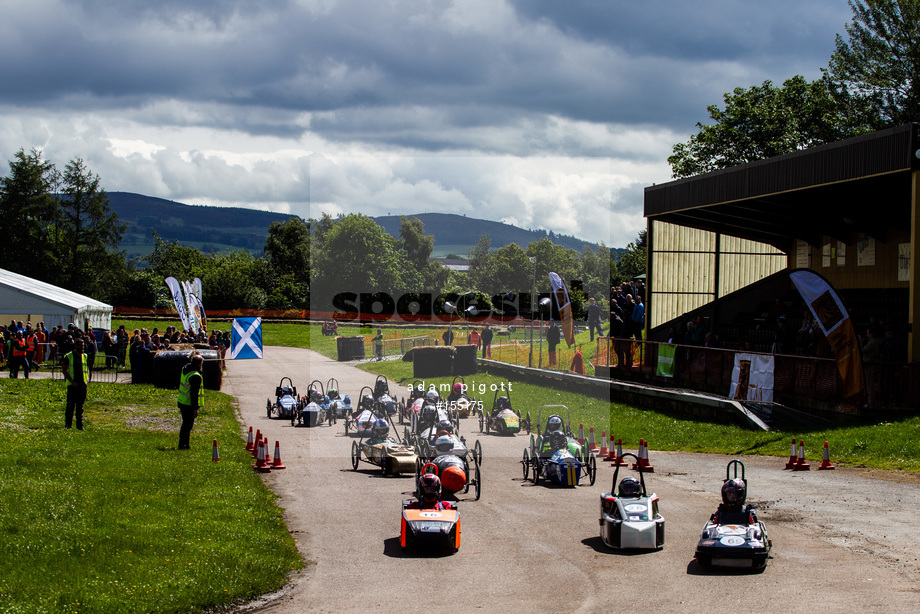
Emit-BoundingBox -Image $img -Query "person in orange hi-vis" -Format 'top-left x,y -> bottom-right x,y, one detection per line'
570,346 -> 585,375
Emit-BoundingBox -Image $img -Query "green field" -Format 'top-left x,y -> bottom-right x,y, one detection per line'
0,379 -> 301,613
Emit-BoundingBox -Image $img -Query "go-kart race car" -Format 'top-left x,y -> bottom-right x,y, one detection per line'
400,474 -> 461,552
372,375 -> 399,418
480,388 -> 531,435
446,376 -> 482,418
521,405 -> 596,487
350,416 -> 418,476
345,386 -> 385,436
292,380 -> 328,427
405,392 -> 460,448
600,453 -> 664,550
695,460 -> 771,571
266,377 -> 299,420
325,378 -> 352,422
416,442 -> 481,501
398,380 -> 427,425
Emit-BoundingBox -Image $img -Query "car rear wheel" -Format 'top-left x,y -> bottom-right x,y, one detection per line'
475,439 -> 483,466
479,412 -> 484,433
522,449 -> 530,480
532,458 -> 541,485
588,454 -> 597,486
351,441 -> 359,470
474,457 -> 481,501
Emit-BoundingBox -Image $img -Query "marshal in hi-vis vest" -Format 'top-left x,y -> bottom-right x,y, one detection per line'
64,352 -> 89,385
178,369 -> 204,407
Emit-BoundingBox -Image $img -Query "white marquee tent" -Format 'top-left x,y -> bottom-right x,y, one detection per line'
0,268 -> 113,330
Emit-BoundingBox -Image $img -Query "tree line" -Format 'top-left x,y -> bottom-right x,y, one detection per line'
0,150 -> 642,314
669,0 -> 920,177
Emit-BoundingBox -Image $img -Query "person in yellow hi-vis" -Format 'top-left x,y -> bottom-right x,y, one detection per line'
177,351 -> 204,450
62,339 -> 91,430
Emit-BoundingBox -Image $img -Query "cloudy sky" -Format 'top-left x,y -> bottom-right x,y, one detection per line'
0,0 -> 854,247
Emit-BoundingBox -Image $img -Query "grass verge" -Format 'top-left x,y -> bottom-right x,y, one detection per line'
0,379 -> 301,614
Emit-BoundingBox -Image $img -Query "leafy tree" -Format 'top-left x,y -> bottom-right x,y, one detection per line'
827,0 -> 920,127
57,158 -> 126,297
145,231 -> 209,280
480,243 -> 532,295
200,250 -> 269,310
616,229 -> 647,282
398,216 -> 435,269
0,148 -> 60,278
668,76 -> 873,178
264,217 -> 310,284
579,243 -> 611,301
525,237 -> 578,292
397,215 -> 448,292
310,214 -> 420,309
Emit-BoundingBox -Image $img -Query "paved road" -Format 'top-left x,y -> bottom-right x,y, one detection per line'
224,347 -> 920,614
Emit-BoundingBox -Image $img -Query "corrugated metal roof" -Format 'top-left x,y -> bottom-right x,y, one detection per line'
0,268 -> 112,312
643,124 -> 919,250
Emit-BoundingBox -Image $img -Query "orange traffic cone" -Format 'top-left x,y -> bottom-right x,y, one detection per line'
212,439 -> 220,463
632,439 -> 655,473
818,441 -> 836,470
611,438 -> 628,466
599,431 -> 608,458
793,439 -> 810,471
784,438 -> 797,469
252,429 -> 262,457
245,426 -> 254,451
577,424 -> 585,446
253,440 -> 271,473
587,427 -> 597,453
272,440 -> 286,469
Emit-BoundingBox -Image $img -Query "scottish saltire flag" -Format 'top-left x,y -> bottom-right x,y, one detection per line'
231,317 -> 263,359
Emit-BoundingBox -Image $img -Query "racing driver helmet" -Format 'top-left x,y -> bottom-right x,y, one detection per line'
438,419 -> 454,434
546,415 -> 563,434
452,382 -> 464,397
361,395 -> 375,410
421,405 -> 438,423
425,390 -> 440,405
372,418 -> 389,438
419,473 -> 442,505
618,476 -> 641,498
434,435 -> 455,456
550,431 -> 567,450
496,396 -> 510,410
721,478 -> 747,507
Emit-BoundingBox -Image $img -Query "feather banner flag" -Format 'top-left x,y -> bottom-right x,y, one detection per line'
190,293 -> 208,333
549,272 -> 575,348
165,276 -> 192,332
182,280 -> 200,334
231,317 -> 263,359
790,269 -> 864,397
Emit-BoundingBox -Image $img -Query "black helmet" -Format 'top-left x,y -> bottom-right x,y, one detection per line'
618,476 -> 641,498
372,418 -> 389,438
497,396 -> 510,410
419,473 -> 442,503
551,431 -> 567,450
438,419 -> 454,434
721,478 -> 746,506
425,390 -> 440,404
434,435 -> 454,456
421,405 -> 437,421
361,395 -> 375,409
546,415 -> 563,433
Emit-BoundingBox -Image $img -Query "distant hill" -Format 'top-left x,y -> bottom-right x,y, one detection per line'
372,213 -> 605,257
107,192 -> 295,260
106,193 -> 616,261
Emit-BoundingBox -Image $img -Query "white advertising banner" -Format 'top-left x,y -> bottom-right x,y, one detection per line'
729,353 -> 775,403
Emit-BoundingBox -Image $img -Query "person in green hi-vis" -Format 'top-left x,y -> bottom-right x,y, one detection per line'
177,351 -> 204,450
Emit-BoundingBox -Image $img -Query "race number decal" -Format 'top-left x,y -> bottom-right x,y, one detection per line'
624,504 -> 647,513
419,511 -> 443,518
720,536 -> 746,547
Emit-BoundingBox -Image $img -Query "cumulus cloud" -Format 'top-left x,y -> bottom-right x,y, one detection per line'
0,0 -> 854,247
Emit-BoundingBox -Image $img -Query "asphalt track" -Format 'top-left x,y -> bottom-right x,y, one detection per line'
223,346 -> 920,614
